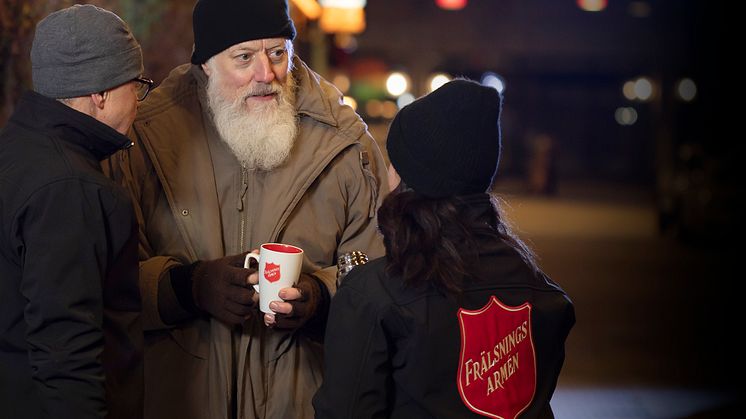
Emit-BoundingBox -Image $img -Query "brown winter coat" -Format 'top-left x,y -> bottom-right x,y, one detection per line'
107,57 -> 387,419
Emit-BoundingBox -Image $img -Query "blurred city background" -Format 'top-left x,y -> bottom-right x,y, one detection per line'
1,1 -> 739,417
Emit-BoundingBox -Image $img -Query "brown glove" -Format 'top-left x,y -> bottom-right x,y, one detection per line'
169,253 -> 257,326
272,273 -> 329,331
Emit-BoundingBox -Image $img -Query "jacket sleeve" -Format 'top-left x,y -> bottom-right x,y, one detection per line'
318,132 -> 388,295
18,180 -> 112,418
312,283 -> 393,418
105,142 -> 189,331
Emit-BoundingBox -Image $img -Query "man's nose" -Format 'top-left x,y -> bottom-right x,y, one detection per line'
252,53 -> 275,84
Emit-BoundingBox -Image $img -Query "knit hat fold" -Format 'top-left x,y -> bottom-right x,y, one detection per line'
386,79 -> 503,198
31,4 -> 143,99
191,0 -> 297,64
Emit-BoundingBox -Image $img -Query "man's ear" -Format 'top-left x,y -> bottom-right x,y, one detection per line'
90,91 -> 107,110
202,62 -> 212,77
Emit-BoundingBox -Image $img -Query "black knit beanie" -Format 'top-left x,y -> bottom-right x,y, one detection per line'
386,79 -> 502,198
191,0 -> 296,64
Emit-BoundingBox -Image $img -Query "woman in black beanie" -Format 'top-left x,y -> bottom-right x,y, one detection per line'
313,79 -> 575,418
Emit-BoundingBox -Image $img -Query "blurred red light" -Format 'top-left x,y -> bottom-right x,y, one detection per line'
576,0 -> 608,12
436,0 -> 467,11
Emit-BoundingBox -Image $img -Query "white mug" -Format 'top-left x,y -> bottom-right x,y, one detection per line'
245,243 -> 304,313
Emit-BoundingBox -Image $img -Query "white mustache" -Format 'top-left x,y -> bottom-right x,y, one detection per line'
244,84 -> 279,99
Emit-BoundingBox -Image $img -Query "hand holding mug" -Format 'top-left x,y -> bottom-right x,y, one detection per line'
263,273 -> 324,330
191,252 -> 258,326
244,243 -> 304,314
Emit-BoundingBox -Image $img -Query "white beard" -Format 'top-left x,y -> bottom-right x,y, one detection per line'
206,72 -> 298,171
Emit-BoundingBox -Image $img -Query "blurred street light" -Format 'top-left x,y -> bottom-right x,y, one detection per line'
428,73 -> 451,92
365,99 -> 383,117
634,77 -> 654,101
343,96 -> 358,111
623,81 -> 637,100
397,93 -> 416,109
292,0 -> 322,19
386,72 -> 410,97
319,0 -> 367,34
436,0 -> 467,11
623,77 -> 656,102
676,78 -> 697,102
615,107 -> 638,125
381,100 -> 398,119
481,72 -> 505,94
332,73 -> 351,93
577,0 -> 607,12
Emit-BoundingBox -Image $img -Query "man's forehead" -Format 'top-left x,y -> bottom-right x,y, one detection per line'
229,38 -> 286,52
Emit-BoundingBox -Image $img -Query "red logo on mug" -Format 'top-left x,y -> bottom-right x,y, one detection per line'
264,263 -> 281,282
457,296 -> 536,419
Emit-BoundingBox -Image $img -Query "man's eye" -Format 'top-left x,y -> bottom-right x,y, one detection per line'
270,50 -> 285,60
237,53 -> 251,61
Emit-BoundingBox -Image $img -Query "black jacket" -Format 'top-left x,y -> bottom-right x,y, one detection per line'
0,91 -> 143,419
314,234 -> 574,418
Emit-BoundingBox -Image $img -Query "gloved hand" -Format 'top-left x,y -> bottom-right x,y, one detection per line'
266,273 -> 328,331
189,253 -> 257,326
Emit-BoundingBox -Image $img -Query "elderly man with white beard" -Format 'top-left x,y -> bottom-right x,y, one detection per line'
105,1 -> 387,418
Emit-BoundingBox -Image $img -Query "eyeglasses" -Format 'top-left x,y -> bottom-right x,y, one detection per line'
134,77 -> 154,101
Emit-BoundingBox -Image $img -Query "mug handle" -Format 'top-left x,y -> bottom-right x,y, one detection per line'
244,252 -> 261,292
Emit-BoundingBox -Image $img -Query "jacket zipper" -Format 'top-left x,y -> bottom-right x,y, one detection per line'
239,166 -> 248,251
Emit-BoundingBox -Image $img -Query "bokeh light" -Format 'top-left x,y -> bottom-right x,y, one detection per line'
386,72 -> 409,97
615,107 -> 638,125
429,73 -> 452,92
436,0 -> 467,11
332,73 -> 351,94
676,78 -> 697,102
397,93 -> 416,109
633,77 -> 653,101
342,96 -> 357,111
481,72 -> 505,94
623,81 -> 637,100
577,0 -> 607,12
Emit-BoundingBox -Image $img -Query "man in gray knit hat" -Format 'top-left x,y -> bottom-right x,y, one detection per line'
0,4 -> 148,418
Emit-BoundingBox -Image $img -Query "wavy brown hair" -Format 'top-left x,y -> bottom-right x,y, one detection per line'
376,189 -> 537,295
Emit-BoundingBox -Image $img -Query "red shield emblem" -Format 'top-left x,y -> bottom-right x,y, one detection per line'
264,263 -> 281,282
457,296 -> 536,419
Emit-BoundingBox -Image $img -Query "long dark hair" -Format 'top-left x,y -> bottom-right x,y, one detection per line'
377,188 -> 537,295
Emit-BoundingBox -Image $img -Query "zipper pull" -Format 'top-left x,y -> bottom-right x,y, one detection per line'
237,167 -> 248,211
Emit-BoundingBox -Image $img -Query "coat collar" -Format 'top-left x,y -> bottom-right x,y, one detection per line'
291,56 -> 338,127
12,90 -> 133,161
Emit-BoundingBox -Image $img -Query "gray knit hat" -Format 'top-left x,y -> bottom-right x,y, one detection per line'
31,4 -> 143,99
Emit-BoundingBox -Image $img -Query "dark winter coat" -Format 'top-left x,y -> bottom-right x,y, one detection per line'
0,91 -> 143,419
314,227 -> 574,418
